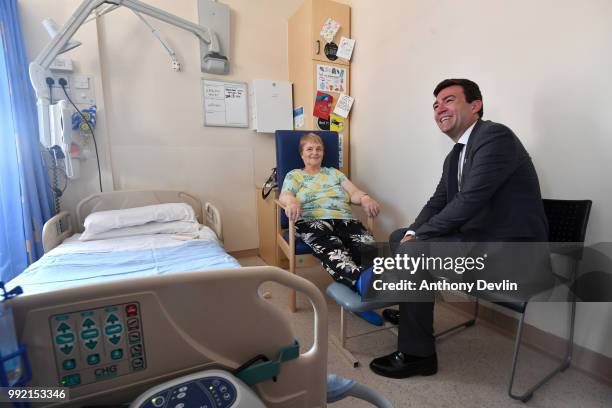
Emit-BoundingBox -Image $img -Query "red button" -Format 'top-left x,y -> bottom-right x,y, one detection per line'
125,304 -> 138,317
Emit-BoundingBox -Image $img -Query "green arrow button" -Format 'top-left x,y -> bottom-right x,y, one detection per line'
106,314 -> 119,324
82,318 -> 95,328
57,323 -> 70,333
109,335 -> 121,345
60,345 -> 73,355
85,340 -> 97,350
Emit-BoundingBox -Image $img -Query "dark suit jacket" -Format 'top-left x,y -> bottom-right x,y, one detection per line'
409,119 -> 548,241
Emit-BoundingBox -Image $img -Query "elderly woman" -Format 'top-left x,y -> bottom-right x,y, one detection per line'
279,133 -> 382,323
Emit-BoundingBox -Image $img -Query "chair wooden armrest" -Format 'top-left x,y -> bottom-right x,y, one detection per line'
273,199 -> 295,260
42,211 -> 73,253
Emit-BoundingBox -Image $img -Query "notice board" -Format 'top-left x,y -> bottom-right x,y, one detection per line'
202,79 -> 248,127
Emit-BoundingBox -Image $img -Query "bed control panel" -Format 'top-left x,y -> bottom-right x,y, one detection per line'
130,369 -> 266,408
49,301 -> 146,387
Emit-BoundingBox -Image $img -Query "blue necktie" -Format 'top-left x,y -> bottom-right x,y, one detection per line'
447,143 -> 465,200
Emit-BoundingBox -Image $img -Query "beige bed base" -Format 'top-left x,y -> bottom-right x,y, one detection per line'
12,266 -> 328,407
42,190 -> 223,253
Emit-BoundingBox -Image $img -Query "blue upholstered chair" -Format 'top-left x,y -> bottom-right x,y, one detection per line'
273,130 -> 373,313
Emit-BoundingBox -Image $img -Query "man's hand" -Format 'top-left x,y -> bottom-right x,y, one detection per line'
361,195 -> 381,218
400,233 -> 415,244
284,202 -> 302,222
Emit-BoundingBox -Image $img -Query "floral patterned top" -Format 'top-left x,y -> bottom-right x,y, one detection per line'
281,167 -> 354,221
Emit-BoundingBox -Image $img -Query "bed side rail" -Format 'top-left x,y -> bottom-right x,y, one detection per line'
41,211 -> 72,253
204,202 -> 223,241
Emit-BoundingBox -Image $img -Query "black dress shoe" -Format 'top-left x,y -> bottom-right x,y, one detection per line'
382,308 -> 400,325
370,351 -> 438,379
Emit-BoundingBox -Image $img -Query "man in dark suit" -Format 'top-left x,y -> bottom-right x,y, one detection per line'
369,79 -> 548,378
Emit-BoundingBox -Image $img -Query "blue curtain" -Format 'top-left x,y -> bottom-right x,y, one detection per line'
0,0 -> 54,282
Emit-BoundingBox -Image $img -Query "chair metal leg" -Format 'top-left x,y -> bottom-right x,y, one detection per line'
435,299 -> 479,338
340,306 -> 346,347
331,307 -> 359,367
508,299 -> 576,402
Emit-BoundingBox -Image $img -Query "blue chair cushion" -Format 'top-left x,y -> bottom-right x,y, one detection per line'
281,231 -> 313,255
326,282 -> 397,312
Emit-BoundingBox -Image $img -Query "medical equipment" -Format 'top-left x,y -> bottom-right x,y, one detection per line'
130,370 -> 394,408
41,18 -> 82,54
48,100 -> 77,179
129,369 -> 266,408
29,0 -> 230,190
12,266 -> 328,406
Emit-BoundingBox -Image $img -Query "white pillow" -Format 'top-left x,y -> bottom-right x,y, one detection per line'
83,203 -> 196,236
79,220 -> 200,241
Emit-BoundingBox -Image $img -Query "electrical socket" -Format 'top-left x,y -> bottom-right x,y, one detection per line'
51,75 -> 69,88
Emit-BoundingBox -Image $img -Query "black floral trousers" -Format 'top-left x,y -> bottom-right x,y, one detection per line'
295,219 -> 375,290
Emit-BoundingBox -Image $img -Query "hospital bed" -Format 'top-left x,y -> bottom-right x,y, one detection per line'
7,190 -> 391,407
7,190 -> 328,406
10,190 -> 234,296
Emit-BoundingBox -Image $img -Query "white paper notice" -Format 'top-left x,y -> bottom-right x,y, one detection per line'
336,37 -> 355,60
224,86 -> 248,125
204,84 -> 226,126
320,18 -> 340,43
333,94 -> 354,118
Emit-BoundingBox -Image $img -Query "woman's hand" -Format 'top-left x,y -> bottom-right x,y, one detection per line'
361,195 -> 380,218
284,202 -> 302,222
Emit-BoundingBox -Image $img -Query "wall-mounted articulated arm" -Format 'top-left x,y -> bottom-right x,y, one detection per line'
29,0 -> 228,152
31,0 -> 225,100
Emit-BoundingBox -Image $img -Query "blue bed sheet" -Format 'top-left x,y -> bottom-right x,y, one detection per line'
10,240 -> 240,295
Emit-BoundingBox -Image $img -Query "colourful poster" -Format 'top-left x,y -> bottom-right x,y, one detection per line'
313,92 -> 333,120
317,65 -> 347,93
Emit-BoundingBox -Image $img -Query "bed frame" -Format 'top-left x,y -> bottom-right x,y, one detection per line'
16,189 -> 329,406
42,190 -> 223,253
12,266 -> 328,407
